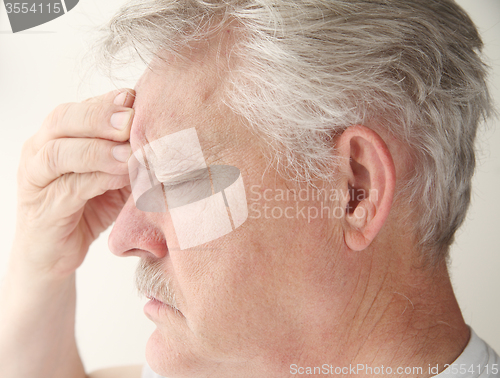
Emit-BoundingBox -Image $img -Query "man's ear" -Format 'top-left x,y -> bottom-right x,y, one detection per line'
336,125 -> 396,251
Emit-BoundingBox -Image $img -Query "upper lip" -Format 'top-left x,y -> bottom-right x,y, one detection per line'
146,294 -> 163,303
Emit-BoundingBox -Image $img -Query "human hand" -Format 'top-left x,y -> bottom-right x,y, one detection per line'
13,89 -> 135,279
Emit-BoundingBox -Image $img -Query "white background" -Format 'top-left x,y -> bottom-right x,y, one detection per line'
0,0 -> 499,373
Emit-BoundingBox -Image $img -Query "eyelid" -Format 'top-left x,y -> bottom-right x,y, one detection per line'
153,161 -> 209,183
131,148 -> 209,189
157,167 -> 211,187
143,127 -> 208,181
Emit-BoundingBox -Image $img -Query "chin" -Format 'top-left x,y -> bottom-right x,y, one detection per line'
145,327 -> 209,378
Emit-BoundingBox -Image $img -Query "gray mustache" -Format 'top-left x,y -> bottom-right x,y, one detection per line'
135,259 -> 179,311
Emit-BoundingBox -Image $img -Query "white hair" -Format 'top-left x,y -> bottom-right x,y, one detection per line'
97,0 -> 492,263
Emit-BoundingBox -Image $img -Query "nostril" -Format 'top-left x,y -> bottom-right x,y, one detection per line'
108,200 -> 170,259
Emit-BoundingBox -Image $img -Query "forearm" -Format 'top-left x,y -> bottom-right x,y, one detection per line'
0,249 -> 86,378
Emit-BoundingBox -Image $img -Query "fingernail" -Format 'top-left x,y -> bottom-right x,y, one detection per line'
111,110 -> 133,130
114,91 -> 128,106
113,144 -> 132,163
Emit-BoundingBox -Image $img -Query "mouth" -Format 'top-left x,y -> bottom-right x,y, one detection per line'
144,294 -> 181,314
136,258 -> 182,317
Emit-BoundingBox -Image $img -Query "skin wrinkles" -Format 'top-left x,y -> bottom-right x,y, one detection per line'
119,47 -> 279,361
2,4 -> 491,378
130,62 -> 244,173
108,31 -> 471,377
354,274 -> 394,359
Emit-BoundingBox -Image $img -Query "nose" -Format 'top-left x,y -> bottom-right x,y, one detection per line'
108,195 -> 169,259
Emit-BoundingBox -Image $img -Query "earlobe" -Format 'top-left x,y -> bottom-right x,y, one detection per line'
337,126 -> 396,251
345,197 -> 376,251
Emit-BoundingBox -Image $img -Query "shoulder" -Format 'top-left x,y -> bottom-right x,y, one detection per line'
434,328 -> 500,378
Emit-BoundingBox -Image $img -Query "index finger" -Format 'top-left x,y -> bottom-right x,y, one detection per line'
32,89 -> 136,150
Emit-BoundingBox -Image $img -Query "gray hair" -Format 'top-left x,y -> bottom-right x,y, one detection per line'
98,0 -> 492,263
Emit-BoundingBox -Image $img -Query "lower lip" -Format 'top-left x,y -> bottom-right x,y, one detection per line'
144,298 -> 179,317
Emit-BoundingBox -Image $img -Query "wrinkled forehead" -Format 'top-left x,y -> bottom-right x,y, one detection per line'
130,53 -> 227,156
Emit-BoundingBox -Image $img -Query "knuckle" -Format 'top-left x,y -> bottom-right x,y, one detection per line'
81,139 -> 101,165
83,91 -> 113,104
44,103 -> 73,132
76,172 -> 101,201
84,104 -> 105,131
58,172 -> 80,199
18,138 -> 58,188
36,139 -> 63,180
56,175 -> 72,200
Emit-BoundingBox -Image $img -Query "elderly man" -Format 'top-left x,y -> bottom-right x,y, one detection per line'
0,0 -> 498,377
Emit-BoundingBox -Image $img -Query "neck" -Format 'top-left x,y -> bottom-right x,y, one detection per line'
291,246 -> 469,378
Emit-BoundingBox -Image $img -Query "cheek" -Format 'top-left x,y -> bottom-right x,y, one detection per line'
170,220 -> 304,357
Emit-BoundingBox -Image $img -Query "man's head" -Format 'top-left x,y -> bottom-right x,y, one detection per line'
102,0 -> 491,262
104,0 -> 490,376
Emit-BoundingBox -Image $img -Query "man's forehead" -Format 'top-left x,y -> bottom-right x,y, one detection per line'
130,56 -> 223,152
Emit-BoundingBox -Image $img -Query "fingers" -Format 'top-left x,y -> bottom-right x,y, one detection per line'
113,89 -> 136,108
44,172 -> 131,217
31,89 -> 136,150
82,88 -> 135,107
13,89 -> 137,276
26,138 -> 132,188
